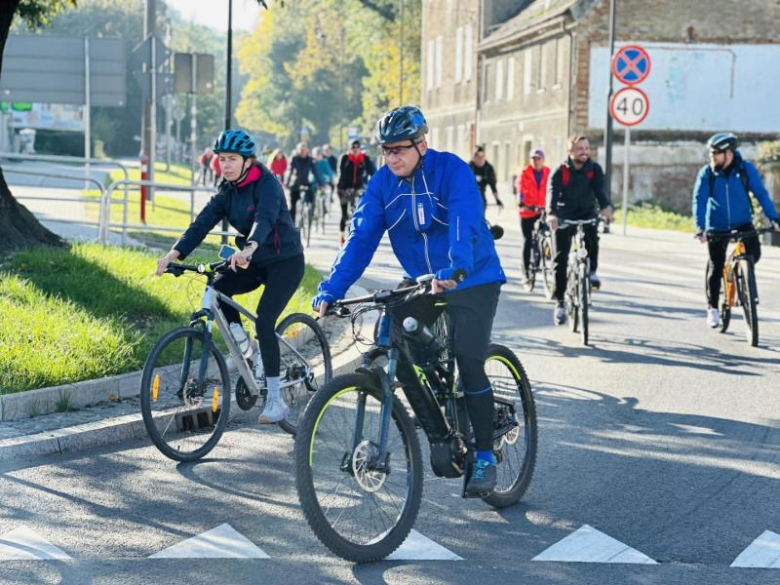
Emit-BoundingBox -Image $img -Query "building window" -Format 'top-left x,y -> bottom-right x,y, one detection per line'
495,59 -> 504,102
457,124 -> 467,158
435,36 -> 443,89
464,25 -> 473,81
504,142 -> 512,182
536,43 -> 545,91
446,126 -> 454,152
430,127 -> 440,150
506,57 -> 515,101
483,62 -> 492,103
523,49 -> 532,94
455,27 -> 463,83
554,37 -> 565,87
426,40 -> 434,91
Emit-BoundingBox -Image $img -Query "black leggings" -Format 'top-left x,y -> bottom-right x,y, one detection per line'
706,226 -> 761,308
391,282 -> 501,452
552,223 -> 599,302
213,254 -> 305,377
519,215 -> 539,274
338,188 -> 359,232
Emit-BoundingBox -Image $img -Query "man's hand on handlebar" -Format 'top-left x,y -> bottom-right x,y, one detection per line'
156,250 -> 181,276
600,206 -> 614,223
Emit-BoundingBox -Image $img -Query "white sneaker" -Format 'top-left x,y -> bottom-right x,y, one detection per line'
229,322 -> 254,360
554,304 -> 566,326
258,396 -> 290,424
707,308 -> 720,329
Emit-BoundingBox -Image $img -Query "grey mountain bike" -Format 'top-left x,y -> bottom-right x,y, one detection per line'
561,218 -> 599,346
140,259 -> 332,462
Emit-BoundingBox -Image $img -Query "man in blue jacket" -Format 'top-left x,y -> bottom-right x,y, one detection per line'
693,132 -> 780,328
312,105 -> 506,495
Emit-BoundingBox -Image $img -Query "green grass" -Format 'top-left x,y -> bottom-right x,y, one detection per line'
0,243 -> 322,394
614,202 -> 695,233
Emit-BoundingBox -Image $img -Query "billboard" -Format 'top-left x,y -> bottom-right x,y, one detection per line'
588,43 -> 780,133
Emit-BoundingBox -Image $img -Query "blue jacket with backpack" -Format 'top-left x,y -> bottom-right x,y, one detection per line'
693,151 -> 778,232
317,148 -> 506,301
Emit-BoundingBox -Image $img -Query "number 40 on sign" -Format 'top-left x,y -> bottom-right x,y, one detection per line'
610,86 -> 649,127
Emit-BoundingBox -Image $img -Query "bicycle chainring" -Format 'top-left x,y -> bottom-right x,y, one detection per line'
235,377 -> 259,411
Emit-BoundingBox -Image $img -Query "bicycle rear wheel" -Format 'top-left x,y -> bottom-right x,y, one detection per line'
140,327 -> 231,461
276,313 -> 333,435
481,344 -> 537,508
306,201 -> 314,247
738,258 -> 759,346
295,373 -> 423,563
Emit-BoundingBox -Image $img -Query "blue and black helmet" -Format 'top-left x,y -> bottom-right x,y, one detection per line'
213,129 -> 256,157
707,132 -> 738,153
376,105 -> 428,145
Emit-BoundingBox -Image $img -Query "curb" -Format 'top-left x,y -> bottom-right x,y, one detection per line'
0,286 -> 376,462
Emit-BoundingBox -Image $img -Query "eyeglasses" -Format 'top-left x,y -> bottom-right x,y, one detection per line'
381,143 -> 417,157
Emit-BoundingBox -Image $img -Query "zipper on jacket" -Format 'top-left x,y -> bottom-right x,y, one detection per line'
421,232 -> 433,273
726,180 -> 731,227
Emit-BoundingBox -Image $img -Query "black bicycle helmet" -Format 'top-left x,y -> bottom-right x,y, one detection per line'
213,129 -> 256,157
707,132 -> 738,153
376,105 -> 428,145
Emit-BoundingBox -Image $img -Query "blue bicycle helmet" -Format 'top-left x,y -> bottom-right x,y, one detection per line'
213,129 -> 256,157
376,105 -> 428,145
707,132 -> 738,153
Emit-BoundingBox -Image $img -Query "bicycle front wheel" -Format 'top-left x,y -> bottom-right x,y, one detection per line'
140,327 -> 231,461
295,373 -> 423,563
541,236 -> 554,300
276,313 -> 333,435
306,202 -> 314,247
481,344 -> 537,508
738,258 -> 759,346
579,272 -> 590,346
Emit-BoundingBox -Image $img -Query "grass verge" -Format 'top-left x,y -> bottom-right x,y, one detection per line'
0,243 -> 321,394
614,202 -> 695,233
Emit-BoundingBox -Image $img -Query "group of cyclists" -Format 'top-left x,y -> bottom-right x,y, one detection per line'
157,103 -> 779,496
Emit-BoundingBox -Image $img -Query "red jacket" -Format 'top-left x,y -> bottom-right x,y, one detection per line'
270,157 -> 287,177
517,165 -> 550,218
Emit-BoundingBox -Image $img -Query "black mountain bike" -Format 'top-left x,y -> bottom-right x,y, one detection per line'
561,218 -> 599,346
295,276 -> 537,563
140,259 -> 332,461
523,206 -> 554,298
707,226 -> 774,347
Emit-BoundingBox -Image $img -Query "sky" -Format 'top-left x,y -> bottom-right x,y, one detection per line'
164,0 -> 262,32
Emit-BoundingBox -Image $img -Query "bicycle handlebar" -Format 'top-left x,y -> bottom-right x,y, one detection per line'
165,260 -> 229,277
705,226 -> 775,242
559,218 -> 601,228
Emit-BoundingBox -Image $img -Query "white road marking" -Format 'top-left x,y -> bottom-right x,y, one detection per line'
149,523 -> 270,559
532,524 -> 657,564
731,530 -> 780,568
386,529 -> 463,561
0,526 -> 71,561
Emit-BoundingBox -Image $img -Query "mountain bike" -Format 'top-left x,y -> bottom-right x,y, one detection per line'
313,184 -> 328,235
561,218 -> 599,346
707,226 -> 774,347
295,275 -> 537,563
295,185 -> 316,248
140,258 -> 332,462
522,206 -> 553,298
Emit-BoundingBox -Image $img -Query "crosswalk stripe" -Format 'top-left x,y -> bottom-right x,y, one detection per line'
386,530 -> 463,561
532,524 -> 657,564
149,523 -> 270,559
731,530 -> 780,568
0,526 -> 71,561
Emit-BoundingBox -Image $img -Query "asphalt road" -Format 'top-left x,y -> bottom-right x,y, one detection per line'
1,203 -> 779,584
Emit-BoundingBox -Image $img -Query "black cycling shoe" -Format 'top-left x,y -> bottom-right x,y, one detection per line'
465,459 -> 497,495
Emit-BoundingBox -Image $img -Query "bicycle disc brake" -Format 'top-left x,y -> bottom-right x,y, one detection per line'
351,440 -> 388,492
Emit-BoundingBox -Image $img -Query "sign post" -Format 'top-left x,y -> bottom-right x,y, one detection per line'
610,45 -> 651,235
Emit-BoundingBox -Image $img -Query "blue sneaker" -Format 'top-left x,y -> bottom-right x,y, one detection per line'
466,459 -> 497,495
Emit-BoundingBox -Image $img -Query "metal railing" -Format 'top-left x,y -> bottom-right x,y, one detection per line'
101,179 -> 236,245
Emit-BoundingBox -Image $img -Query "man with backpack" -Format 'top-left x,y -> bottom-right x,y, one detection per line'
692,133 -> 780,328
546,135 -> 613,326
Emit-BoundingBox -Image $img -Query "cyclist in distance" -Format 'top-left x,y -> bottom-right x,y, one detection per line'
312,105 -> 507,495
155,130 -> 305,424
287,142 -> 316,224
337,139 -> 376,244
517,148 -> 550,287
692,132 -> 780,328
546,135 -> 613,325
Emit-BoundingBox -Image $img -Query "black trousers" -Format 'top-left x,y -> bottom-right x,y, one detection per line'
553,223 -> 599,302
390,282 -> 501,452
706,226 -> 761,308
213,254 -> 305,377
519,216 -> 539,274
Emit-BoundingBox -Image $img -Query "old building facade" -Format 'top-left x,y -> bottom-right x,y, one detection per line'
422,0 -> 780,212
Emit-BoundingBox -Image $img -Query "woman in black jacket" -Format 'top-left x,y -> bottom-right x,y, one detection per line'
156,130 -> 304,424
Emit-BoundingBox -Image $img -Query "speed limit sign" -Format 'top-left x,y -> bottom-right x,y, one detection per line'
609,86 -> 649,127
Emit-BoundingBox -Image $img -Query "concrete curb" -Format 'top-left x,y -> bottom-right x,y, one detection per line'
0,286 -> 377,462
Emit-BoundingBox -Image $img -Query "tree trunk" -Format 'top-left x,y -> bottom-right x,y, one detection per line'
0,0 -> 66,253
0,169 -> 65,252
